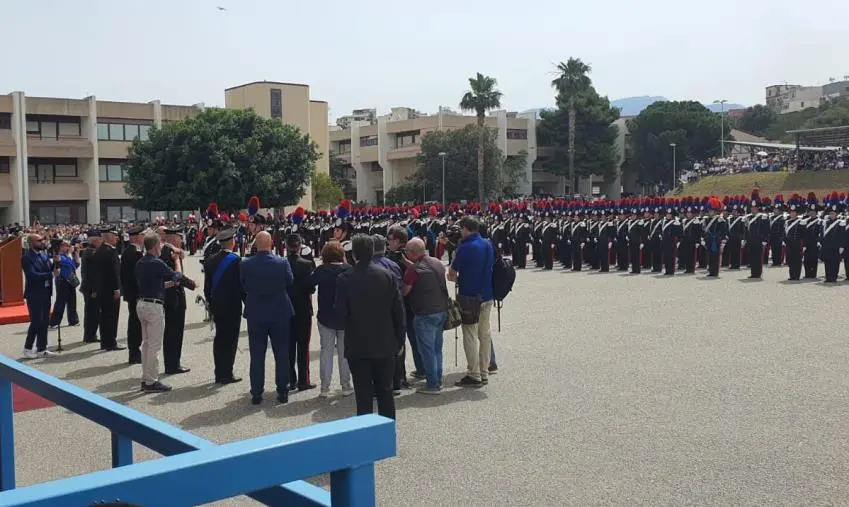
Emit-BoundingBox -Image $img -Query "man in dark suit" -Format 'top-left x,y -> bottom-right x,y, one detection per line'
160,227 -> 190,374
91,228 -> 124,351
79,231 -> 102,343
203,227 -> 244,384
285,233 -> 316,391
21,234 -> 59,358
121,226 -> 145,364
335,234 -> 406,420
240,231 -> 294,405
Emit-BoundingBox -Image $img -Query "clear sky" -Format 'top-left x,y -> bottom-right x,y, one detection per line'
3,0 -> 846,120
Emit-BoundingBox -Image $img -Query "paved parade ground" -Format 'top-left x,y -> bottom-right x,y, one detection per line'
4,258 -> 849,505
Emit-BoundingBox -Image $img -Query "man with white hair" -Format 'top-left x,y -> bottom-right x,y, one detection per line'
401,237 -> 449,394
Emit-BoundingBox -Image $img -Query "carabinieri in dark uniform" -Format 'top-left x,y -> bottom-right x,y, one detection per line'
203,227 -> 244,384
120,225 -> 145,364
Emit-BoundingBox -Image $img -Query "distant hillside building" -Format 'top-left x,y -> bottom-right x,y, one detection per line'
765,84 -> 823,114
822,79 -> 849,101
336,108 -> 377,129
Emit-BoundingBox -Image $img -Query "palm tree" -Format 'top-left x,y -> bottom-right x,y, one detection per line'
460,73 -> 502,203
551,58 -> 592,195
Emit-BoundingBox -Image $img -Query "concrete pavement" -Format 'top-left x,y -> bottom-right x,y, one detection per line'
3,257 -> 849,505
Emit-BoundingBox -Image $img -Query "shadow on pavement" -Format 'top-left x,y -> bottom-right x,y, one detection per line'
64,362 -> 131,380
147,381 -> 222,405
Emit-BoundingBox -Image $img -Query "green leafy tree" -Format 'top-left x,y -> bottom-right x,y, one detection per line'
627,100 -> 732,186
328,151 -> 349,187
537,60 -> 621,190
460,73 -> 503,203
123,108 -> 319,211
503,150 -> 528,198
736,104 -> 778,135
415,125 -> 511,203
385,178 -> 423,204
311,171 -> 344,210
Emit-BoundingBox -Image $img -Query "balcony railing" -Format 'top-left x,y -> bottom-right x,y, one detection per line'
0,355 -> 396,506
27,175 -> 82,185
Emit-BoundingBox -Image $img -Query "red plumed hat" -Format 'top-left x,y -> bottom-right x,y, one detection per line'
429,205 -> 438,217
247,196 -> 260,216
292,206 -> 305,225
206,202 -> 219,220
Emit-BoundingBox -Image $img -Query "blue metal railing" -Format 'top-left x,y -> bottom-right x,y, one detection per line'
0,355 -> 396,506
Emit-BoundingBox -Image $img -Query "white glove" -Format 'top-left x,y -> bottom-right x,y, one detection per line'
742,240 -> 747,247
762,242 -> 767,247
841,248 -> 845,255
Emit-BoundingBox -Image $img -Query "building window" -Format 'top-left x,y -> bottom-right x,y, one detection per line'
0,114 -> 10,130
270,88 -> 282,119
109,124 -> 124,140
98,122 -> 153,141
26,116 -> 82,139
395,130 -> 420,148
370,162 -> 382,172
338,140 -> 351,154
124,124 -> 139,140
360,135 -> 378,147
30,202 -> 86,224
99,159 -> 126,182
507,129 -> 528,140
375,190 -> 384,203
28,158 -> 78,183
0,157 -> 9,173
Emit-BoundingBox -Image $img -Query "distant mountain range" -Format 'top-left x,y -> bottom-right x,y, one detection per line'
524,97 -> 746,117
611,96 -> 746,116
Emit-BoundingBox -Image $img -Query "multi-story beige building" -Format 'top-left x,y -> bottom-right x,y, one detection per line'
765,84 -> 823,114
0,81 -> 328,224
329,107 -> 631,202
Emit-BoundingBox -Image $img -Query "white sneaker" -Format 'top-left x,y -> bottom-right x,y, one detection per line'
319,389 -> 331,398
38,350 -> 59,357
23,349 -> 37,359
341,386 -> 354,397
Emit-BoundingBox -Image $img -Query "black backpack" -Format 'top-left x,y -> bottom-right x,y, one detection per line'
491,245 -> 516,302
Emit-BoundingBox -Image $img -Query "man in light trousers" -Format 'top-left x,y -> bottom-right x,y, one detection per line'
135,233 -> 196,393
448,216 -> 495,388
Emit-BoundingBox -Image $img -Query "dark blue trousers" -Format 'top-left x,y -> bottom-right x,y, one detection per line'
25,296 -> 51,351
50,280 -> 79,327
247,319 -> 290,397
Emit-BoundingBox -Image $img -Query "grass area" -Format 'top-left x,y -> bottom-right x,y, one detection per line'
669,171 -> 849,198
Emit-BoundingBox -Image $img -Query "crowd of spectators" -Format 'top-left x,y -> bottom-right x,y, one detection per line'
683,147 -> 849,185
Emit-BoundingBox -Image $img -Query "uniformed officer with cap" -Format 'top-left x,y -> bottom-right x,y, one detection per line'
92,226 -> 124,351
121,225 -> 146,364
203,226 -> 244,384
161,225 -> 192,374
80,228 -> 102,343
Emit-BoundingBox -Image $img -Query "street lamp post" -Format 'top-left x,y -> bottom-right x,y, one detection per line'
670,143 -> 677,189
438,151 -> 447,212
713,99 -> 728,158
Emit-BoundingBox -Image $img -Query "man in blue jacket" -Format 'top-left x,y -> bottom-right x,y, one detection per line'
21,234 -> 59,358
240,231 -> 294,405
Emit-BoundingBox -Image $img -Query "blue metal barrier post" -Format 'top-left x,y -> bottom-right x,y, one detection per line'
331,463 -> 376,507
111,432 -> 133,468
0,378 -> 15,491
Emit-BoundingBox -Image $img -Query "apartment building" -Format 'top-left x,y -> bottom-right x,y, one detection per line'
765,84 -> 824,114
329,107 -> 538,204
329,108 -> 631,203
0,81 -> 328,225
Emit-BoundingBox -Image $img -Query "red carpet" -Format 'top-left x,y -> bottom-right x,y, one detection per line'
12,385 -> 54,413
0,304 -> 29,325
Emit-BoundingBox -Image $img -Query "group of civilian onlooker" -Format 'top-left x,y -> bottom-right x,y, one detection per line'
20,214 -> 499,423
